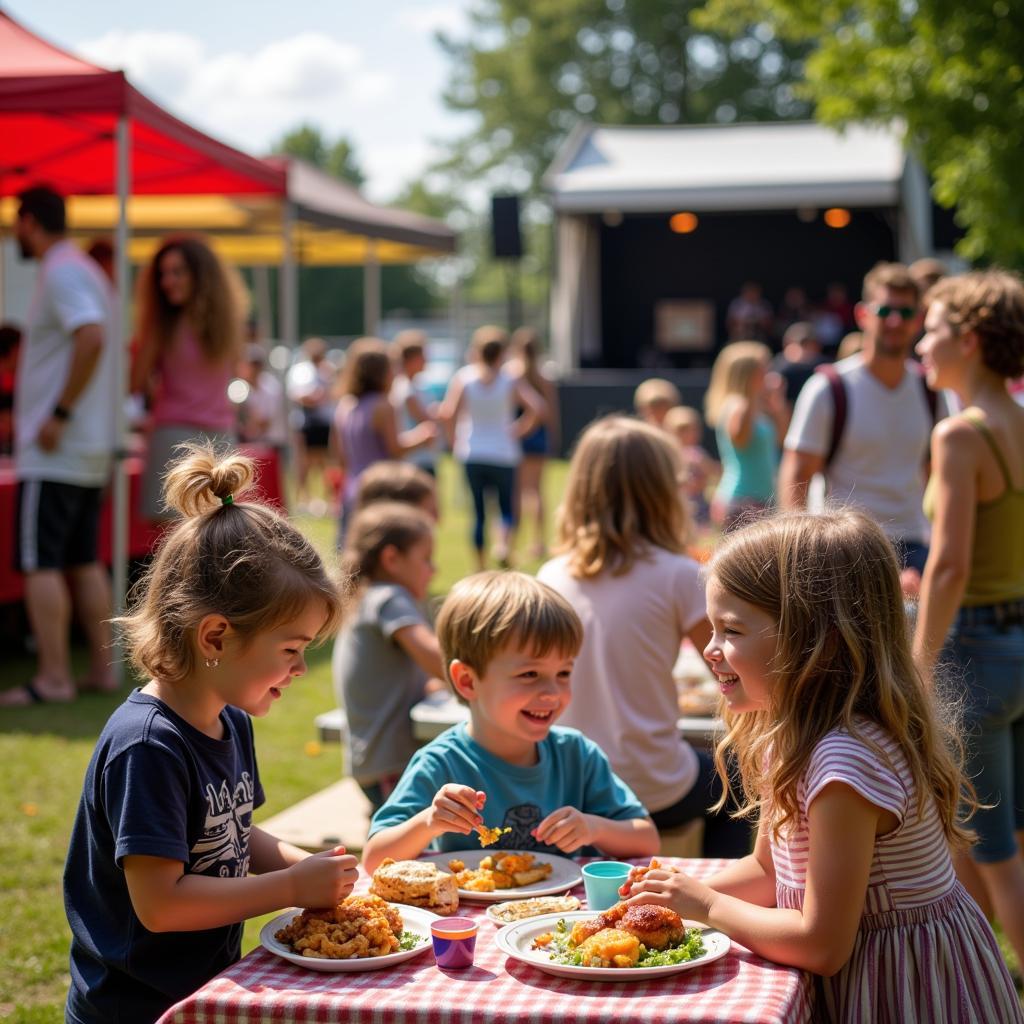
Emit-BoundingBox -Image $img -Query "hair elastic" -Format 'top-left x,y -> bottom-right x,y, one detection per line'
222,494 -> 234,506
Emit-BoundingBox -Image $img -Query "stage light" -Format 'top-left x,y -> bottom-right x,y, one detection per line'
669,212 -> 699,233
824,207 -> 851,228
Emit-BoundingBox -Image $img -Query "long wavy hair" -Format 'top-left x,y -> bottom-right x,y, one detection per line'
136,235 -> 245,363
703,341 -> 771,427
554,415 -> 691,578
709,509 -> 976,848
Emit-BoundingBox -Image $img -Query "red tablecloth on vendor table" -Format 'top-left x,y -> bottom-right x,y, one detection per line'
158,858 -> 814,1024
0,445 -> 284,605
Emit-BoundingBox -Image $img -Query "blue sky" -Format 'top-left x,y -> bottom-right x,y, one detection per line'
6,0 -> 476,201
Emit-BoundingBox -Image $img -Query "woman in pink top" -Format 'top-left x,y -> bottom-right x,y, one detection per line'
625,510 -> 1021,1023
132,236 -> 244,521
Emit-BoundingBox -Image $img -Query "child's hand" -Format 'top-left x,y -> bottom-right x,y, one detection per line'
287,845 -> 359,909
426,785 -> 485,836
623,867 -> 712,922
531,807 -> 594,853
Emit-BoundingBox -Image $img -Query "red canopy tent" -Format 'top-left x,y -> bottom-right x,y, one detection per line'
0,9 -> 285,197
0,9 -> 287,673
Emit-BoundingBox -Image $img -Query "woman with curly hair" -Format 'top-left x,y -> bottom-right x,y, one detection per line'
913,269 -> 1024,968
132,236 -> 246,522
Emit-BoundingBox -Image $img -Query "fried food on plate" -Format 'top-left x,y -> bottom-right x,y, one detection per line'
449,851 -> 553,891
577,928 -> 641,968
369,858 -> 459,914
274,894 -> 404,959
613,904 -> 684,950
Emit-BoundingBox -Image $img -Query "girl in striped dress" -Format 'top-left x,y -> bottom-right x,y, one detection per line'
625,509 -> 1022,1023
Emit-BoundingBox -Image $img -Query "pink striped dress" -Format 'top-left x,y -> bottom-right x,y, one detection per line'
771,720 -> 1023,1023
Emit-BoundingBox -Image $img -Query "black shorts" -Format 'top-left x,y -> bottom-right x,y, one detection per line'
14,480 -> 103,572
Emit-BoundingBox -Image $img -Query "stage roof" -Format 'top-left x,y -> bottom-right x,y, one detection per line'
544,122 -> 908,213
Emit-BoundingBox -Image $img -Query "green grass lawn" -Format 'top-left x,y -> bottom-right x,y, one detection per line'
0,457 -> 564,1022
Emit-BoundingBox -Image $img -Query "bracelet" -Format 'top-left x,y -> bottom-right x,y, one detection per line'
53,404 -> 72,422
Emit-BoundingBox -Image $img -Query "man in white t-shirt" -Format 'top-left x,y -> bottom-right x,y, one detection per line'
1,186 -> 118,706
780,261 -> 941,578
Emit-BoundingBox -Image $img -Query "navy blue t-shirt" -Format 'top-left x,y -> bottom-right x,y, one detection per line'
64,689 -> 265,1024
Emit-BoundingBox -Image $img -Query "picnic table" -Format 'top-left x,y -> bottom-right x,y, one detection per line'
158,857 -> 814,1024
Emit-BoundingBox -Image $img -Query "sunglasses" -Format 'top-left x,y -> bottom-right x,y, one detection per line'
870,304 -> 918,321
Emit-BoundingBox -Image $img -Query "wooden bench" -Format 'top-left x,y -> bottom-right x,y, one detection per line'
258,777 -> 371,853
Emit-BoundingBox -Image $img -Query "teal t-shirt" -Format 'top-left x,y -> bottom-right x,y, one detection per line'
715,412 -> 777,503
368,723 -> 648,856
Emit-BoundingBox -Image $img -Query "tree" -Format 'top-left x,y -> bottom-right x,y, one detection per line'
696,0 -> 1024,266
271,123 -> 366,188
438,0 -> 812,192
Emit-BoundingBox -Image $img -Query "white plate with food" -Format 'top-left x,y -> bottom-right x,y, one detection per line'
485,894 -> 582,925
419,849 -> 583,902
260,896 -> 438,972
495,908 -> 730,981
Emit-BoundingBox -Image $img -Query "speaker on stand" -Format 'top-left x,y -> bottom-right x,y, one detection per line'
491,193 -> 524,329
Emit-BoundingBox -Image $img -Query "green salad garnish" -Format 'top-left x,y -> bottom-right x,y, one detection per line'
541,917 -> 706,968
399,930 -> 428,951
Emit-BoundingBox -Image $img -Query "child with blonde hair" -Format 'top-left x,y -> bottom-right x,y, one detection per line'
704,341 -> 785,530
625,509 -> 1022,1022
633,376 -> 682,427
63,444 -> 357,1024
664,404 -> 719,525
539,416 -> 749,857
333,502 -> 445,811
362,571 -> 658,870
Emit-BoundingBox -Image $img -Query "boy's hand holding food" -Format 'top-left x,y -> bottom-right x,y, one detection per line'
426,784 -> 487,837
531,806 -> 595,853
288,845 -> 359,909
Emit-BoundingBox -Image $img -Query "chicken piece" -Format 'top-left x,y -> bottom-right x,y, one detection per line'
569,916 -> 607,945
615,904 -> 684,950
448,859 -> 465,873
479,855 -> 495,870
490,870 -> 514,888
494,853 -> 535,875
576,928 -> 641,968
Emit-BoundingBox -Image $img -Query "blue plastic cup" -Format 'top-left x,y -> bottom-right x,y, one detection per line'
582,861 -> 632,911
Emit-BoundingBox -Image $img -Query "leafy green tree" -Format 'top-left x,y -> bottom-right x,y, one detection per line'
438,0 -> 812,190
271,123 -> 366,187
696,0 -> 1024,266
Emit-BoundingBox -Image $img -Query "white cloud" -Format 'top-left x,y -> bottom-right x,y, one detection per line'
395,4 -> 467,37
77,29 -> 396,157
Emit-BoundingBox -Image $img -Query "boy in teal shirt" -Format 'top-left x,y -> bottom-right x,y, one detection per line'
362,572 -> 658,870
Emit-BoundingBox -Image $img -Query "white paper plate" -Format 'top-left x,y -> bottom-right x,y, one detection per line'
260,904 -> 438,972
495,910 -> 730,982
419,849 -> 583,903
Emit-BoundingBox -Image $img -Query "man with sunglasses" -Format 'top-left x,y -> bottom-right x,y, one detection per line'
779,262 -> 945,582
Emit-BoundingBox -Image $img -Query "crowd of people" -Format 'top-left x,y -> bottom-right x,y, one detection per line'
2,182 -> 1023,1021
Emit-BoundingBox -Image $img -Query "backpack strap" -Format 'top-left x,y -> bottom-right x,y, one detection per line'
815,363 -> 847,468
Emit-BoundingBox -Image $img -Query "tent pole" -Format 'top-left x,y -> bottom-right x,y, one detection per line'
111,114 -> 132,683
363,240 -> 380,336
280,200 -> 298,349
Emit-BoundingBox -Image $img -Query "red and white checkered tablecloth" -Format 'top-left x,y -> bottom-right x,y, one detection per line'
159,858 -> 814,1024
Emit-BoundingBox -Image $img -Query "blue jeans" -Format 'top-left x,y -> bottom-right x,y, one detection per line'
944,602 -> 1024,863
463,461 -> 516,552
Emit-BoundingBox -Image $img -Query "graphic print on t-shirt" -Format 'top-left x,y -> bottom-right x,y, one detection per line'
190,772 -> 255,877
502,803 -> 543,850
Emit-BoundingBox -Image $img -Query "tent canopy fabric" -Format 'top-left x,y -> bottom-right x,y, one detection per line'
0,10 -> 285,196
544,121 -> 907,212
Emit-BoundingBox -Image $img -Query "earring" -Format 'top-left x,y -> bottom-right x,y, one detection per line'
204,658 -> 220,668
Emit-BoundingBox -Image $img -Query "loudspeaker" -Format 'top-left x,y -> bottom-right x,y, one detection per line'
491,194 -> 523,259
